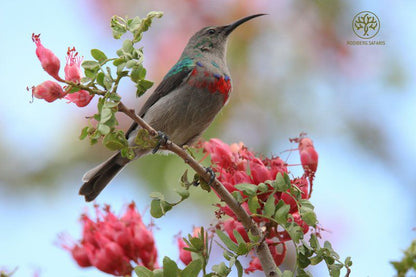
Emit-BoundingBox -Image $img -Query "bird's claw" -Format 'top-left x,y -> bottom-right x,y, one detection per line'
191,167 -> 216,187
205,166 -> 216,185
152,131 -> 169,154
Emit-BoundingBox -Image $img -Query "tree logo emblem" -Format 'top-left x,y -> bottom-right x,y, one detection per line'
352,11 -> 380,39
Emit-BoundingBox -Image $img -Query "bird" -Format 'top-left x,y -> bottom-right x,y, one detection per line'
79,14 -> 265,202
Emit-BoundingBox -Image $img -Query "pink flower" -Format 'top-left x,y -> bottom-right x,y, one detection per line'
299,138 -> 318,175
299,137 -> 318,196
31,80 -> 66,102
65,47 -> 83,83
65,90 -> 93,107
223,218 -> 249,243
177,227 -> 204,266
32,33 -> 62,81
245,240 -> 287,274
61,203 -> 158,276
177,236 -> 192,265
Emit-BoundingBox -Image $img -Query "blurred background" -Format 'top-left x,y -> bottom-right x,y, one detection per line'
0,0 -> 415,276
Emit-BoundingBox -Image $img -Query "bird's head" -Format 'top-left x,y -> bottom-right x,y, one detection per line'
185,14 -> 266,59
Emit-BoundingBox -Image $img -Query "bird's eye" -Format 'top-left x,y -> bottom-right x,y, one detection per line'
207,28 -> 216,34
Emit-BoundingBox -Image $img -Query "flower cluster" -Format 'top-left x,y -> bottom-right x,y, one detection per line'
203,139 -> 315,273
61,203 -> 157,276
31,34 -> 93,107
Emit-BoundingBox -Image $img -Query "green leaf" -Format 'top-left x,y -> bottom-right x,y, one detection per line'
232,230 -> 246,245
134,266 -> 154,277
127,16 -> 142,32
235,260 -> 244,277
97,123 -> 111,135
247,230 -> 260,243
234,183 -> 258,197
153,269 -> 163,277
181,260 -> 202,277
287,223 -> 304,243
310,254 -> 323,265
79,126 -> 90,140
300,206 -> 317,227
136,79 -> 154,97
231,191 -> 243,203
235,243 -> 249,255
282,270 -> 295,277
96,72 -> 105,88
215,229 -> 238,253
100,107 -> 113,124
309,233 -> 320,250
103,75 -> 113,90
150,199 -> 172,218
120,147 -> 135,160
91,49 -> 107,63
274,173 -> 291,191
110,16 -> 127,39
162,257 -> 179,277
344,256 -> 353,267
274,200 -> 290,224
189,237 -> 204,251
328,263 -> 342,277
211,262 -> 230,276
103,131 -> 128,151
247,195 -> 260,213
263,194 -> 276,217
131,65 -> 146,83
134,129 -> 158,149
283,172 -> 292,186
122,39 -> 134,53
82,60 -> 100,70
257,182 -> 269,192
297,252 -> 311,268
84,68 -> 99,79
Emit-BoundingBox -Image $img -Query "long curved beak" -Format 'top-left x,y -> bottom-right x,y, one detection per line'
223,13 -> 266,36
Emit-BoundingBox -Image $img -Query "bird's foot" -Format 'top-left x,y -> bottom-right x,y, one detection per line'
205,166 -> 216,185
191,167 -> 216,187
152,131 -> 169,154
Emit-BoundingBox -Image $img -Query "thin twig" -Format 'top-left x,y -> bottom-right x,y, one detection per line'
117,101 -> 278,276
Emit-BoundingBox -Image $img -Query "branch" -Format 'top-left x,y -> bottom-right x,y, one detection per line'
117,101 -> 278,276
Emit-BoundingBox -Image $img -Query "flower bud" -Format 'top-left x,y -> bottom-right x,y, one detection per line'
299,138 -> 318,174
32,33 -> 61,80
31,81 -> 66,102
71,244 -> 92,267
65,90 -> 93,107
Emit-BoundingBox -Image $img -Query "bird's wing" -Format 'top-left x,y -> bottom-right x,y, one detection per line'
125,58 -> 195,138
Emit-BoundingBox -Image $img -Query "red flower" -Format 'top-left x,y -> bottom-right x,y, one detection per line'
65,47 -> 83,83
31,80 -> 66,102
222,218 -> 249,243
177,227 -> 204,265
61,203 -> 158,276
177,236 -> 192,265
202,139 -> 317,274
32,33 -> 62,81
245,240 -> 287,274
65,90 -> 94,107
299,138 -> 318,175
299,137 -> 318,196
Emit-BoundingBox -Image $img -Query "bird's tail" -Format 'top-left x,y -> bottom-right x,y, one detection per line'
79,152 -> 129,202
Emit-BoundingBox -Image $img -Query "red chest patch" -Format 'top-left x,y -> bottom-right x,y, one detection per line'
188,69 -> 231,104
